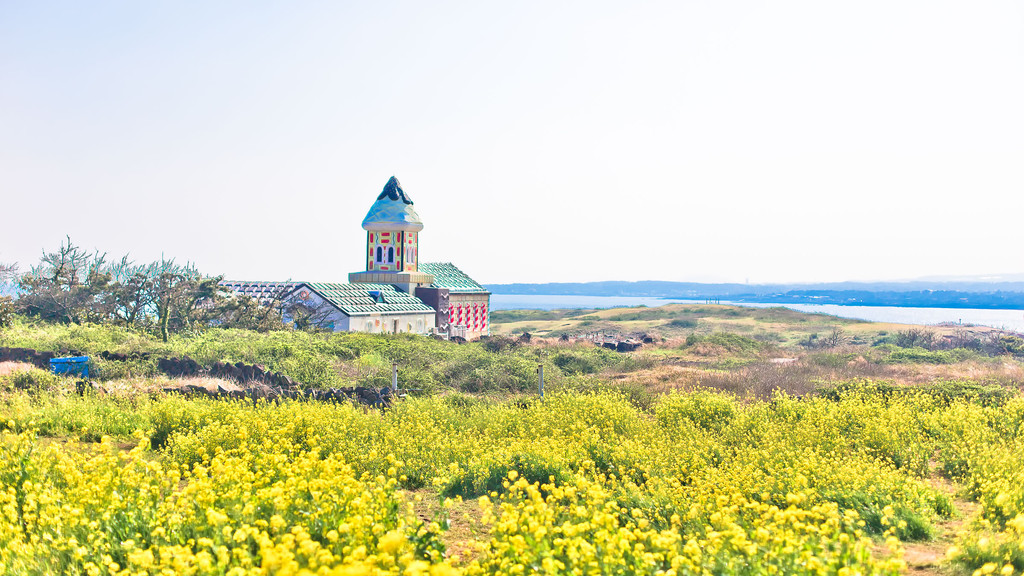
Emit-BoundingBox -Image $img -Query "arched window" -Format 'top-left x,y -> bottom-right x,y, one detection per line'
376,246 -> 383,263
388,247 -> 394,263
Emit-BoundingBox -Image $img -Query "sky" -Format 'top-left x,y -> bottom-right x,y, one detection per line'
1,1 -> 1022,285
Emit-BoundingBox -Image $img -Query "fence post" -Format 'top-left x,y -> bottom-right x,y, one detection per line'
538,363 -> 544,399
391,363 -> 398,392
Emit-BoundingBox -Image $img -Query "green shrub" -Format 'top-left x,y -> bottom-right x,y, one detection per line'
441,452 -> 571,499
667,318 -> 697,329
552,347 -> 620,376
0,297 -> 14,328
816,378 -> 1014,408
91,358 -> 160,381
807,352 -> 857,368
685,332 -> 762,355
0,368 -> 65,392
884,347 -> 973,364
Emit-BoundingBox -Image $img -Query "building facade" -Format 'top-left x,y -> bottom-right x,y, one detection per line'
223,176 -> 489,339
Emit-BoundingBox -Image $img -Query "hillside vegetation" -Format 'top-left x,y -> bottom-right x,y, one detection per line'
2,304 -> 1024,575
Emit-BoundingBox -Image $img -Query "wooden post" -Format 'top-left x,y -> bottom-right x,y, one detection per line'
391,363 -> 398,392
538,363 -> 544,399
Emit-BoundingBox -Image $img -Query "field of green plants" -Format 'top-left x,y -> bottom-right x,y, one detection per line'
2,313 -> 1024,575
0,317 -> 637,395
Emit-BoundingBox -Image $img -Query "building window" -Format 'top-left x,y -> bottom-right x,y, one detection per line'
388,247 -> 394,263
376,246 -> 383,264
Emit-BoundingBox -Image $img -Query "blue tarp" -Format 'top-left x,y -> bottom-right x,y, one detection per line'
50,356 -> 89,378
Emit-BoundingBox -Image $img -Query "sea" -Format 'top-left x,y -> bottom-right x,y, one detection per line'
489,294 -> 1024,333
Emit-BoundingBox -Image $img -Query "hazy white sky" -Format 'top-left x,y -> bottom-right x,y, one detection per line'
1,1 -> 1022,285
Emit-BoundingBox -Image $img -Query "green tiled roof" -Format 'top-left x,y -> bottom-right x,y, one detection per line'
219,281 -> 302,305
419,263 -> 489,294
222,281 -> 435,317
304,282 -> 435,316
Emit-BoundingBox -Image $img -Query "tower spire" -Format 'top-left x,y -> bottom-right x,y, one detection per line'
377,176 -> 414,204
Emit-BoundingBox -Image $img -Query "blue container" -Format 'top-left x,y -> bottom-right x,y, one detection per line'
50,356 -> 90,378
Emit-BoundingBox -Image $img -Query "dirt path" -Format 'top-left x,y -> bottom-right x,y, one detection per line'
897,473 -> 978,575
405,490 -> 485,564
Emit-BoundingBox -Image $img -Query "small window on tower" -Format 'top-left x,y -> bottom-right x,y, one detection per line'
376,246 -> 383,263
388,247 -> 394,263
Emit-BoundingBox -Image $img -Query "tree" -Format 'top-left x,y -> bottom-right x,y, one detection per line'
0,261 -> 17,283
14,237 -> 294,338
104,256 -> 156,329
17,237 -> 111,324
821,327 -> 848,348
0,261 -> 16,328
284,298 -> 337,332
149,259 -> 226,342
218,288 -> 289,333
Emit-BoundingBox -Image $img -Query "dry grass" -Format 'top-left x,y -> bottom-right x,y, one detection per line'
0,361 -> 36,376
603,355 -> 1024,399
94,375 -> 241,396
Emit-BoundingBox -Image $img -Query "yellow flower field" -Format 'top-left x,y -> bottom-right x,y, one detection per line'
1,382 -> 1022,575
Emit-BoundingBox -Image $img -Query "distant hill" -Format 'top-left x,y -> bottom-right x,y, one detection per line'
486,281 -> 1024,310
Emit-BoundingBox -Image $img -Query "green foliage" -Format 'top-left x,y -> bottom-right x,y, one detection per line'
91,357 -> 160,381
0,296 -> 14,328
551,347 -> 620,376
441,452 -> 571,499
806,352 -> 857,368
884,347 -> 975,364
996,334 -> 1024,356
891,328 -> 938,349
815,378 -> 1014,408
13,237 -> 285,342
0,367 -> 64,393
667,318 -> 697,328
488,309 -> 593,323
684,332 -> 762,355
0,320 -> 596,392
480,335 -> 521,353
606,308 -> 676,322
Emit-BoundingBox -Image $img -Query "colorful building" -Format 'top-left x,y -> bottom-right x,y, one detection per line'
223,176 -> 489,339
418,262 -> 490,340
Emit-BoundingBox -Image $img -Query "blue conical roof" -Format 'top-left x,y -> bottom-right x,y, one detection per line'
361,177 -> 424,232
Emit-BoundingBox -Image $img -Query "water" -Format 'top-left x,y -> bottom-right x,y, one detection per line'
490,294 -> 1024,333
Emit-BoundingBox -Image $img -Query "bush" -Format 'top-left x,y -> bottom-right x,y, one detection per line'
815,378 -> 1014,408
552,347 -> 619,376
667,318 -> 697,329
91,357 -> 159,381
0,297 -> 14,328
892,328 -> 938,350
685,332 -> 762,355
884,347 -> 971,364
807,352 -> 857,368
441,452 -> 571,499
481,335 -> 520,353
0,367 -> 65,392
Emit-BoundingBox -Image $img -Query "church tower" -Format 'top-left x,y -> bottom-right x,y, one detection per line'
349,176 -> 435,294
